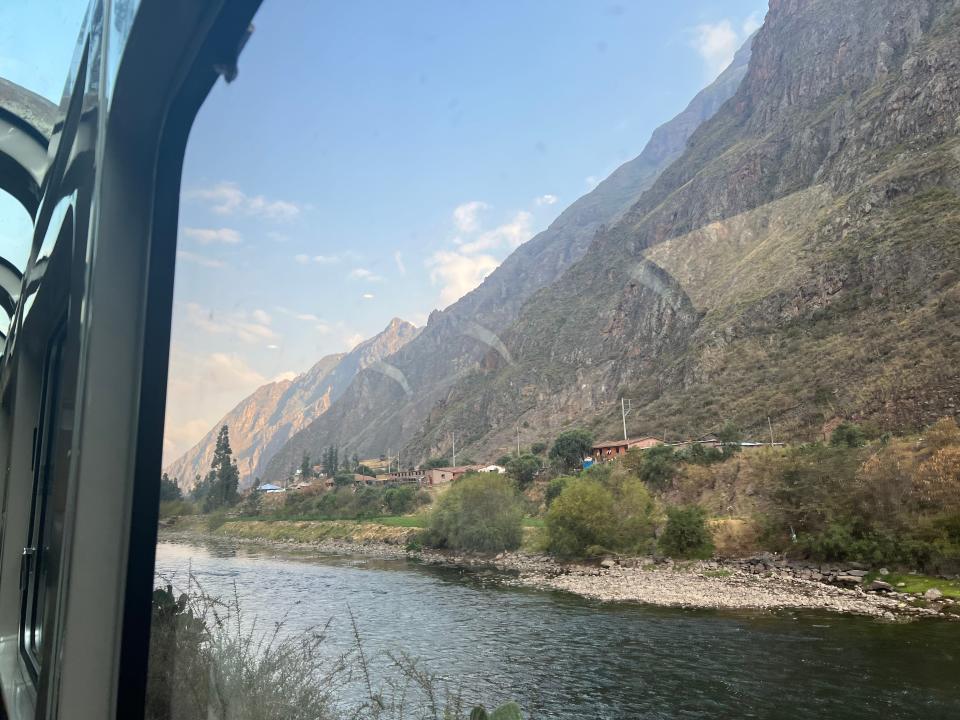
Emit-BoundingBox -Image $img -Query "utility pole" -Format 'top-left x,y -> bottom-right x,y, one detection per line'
768,416 -> 775,447
516,423 -> 521,456
452,432 -> 456,467
621,398 -> 633,441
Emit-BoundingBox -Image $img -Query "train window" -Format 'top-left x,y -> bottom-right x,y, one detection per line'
19,320 -> 67,680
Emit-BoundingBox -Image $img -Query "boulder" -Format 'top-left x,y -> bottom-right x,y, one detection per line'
866,580 -> 894,592
600,558 -> 617,569
836,574 -> 863,584
878,568 -> 890,576
844,569 -> 868,577
924,588 -> 943,601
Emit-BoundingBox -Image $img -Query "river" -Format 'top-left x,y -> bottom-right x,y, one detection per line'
154,539 -> 960,719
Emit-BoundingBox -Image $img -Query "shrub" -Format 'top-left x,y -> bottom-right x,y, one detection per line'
530,442 -> 548,456
545,476 -> 572,506
333,472 -> 355,488
384,486 -> 417,515
830,422 -> 866,448
545,472 -> 656,557
658,505 -> 714,559
205,511 -> 228,533
925,416 -> 960,451
159,500 -> 195,519
548,429 -> 593,472
425,474 -> 523,553
635,445 -> 678,490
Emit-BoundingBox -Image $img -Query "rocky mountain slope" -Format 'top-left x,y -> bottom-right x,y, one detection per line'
165,318 -> 419,487
407,0 -> 960,458
258,38 -> 754,481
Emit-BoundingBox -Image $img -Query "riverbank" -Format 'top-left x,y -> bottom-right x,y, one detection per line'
159,518 -> 958,621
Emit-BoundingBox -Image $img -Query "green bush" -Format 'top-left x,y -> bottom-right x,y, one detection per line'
205,510 -> 228,533
635,445 -> 678,490
425,474 -> 524,553
384,486 -> 416,515
545,476 -> 572,506
545,472 -> 656,558
658,506 -> 714,559
830,422 -> 866,448
159,500 -> 195,519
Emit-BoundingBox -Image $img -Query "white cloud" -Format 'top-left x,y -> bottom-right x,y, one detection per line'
690,13 -> 761,80
393,251 -> 406,275
189,181 -> 300,220
362,293 -> 375,300
350,267 -> 383,282
426,250 -> 500,307
272,370 -> 298,383
585,176 -> 599,189
177,250 -> 225,269
183,227 -> 241,245
345,333 -> 365,350
535,194 -> 558,206
458,211 -> 533,254
266,344 -> 280,350
295,253 -> 338,265
183,302 -> 278,344
453,201 -> 488,232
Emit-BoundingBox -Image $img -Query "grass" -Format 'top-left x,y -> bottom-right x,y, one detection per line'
370,515 -> 428,528
869,572 -> 960,599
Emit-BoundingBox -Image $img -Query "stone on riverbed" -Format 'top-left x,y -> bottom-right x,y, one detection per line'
600,558 -> 617,569
866,580 -> 894,592
925,588 -> 943,601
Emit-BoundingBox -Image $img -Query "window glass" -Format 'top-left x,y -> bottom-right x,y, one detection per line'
0,1 -> 90,103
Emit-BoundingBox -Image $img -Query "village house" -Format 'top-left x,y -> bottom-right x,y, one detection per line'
380,469 -> 427,485
590,437 -> 663,462
477,464 -> 507,474
424,465 -> 478,486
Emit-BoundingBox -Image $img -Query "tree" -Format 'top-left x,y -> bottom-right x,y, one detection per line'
425,474 -> 524,552
545,477 -> 616,557
506,453 -> 541,489
530,442 -> 548,456
321,447 -> 339,476
159,473 -> 182,502
545,476 -> 572,506
425,456 -> 451,469
549,429 -> 594,472
830,422 -> 866,448
717,421 -> 743,457
636,445 -> 678,490
300,453 -> 313,479
658,505 -> 714,559
333,471 -> 354,488
356,464 -> 376,477
546,469 -> 656,557
201,426 -> 240,513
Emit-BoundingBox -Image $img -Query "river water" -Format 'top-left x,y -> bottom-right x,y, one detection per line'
154,540 -> 960,719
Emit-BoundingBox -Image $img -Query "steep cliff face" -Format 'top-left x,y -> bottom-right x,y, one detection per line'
259,40 -> 755,481
407,0 -> 960,458
165,318 -> 419,487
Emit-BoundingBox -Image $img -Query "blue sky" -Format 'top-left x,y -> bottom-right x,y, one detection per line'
0,1 -> 766,461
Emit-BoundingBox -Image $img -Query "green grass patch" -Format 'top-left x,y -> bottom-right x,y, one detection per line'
879,573 -> 960,599
522,517 -> 546,528
369,515 -> 427,528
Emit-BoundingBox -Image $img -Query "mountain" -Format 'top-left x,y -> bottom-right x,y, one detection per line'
259,37 -> 755,481
404,0 -> 960,458
165,317 -> 419,488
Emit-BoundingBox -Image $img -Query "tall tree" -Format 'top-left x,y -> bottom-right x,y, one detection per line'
300,452 -> 313,479
202,425 -> 240,512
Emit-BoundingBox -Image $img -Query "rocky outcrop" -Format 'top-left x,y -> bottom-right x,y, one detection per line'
165,318 -> 419,488
259,38 -> 755,479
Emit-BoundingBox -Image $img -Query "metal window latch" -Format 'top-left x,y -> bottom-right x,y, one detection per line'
20,547 -> 35,591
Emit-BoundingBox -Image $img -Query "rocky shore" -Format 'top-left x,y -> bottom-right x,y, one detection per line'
160,525 -> 958,621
